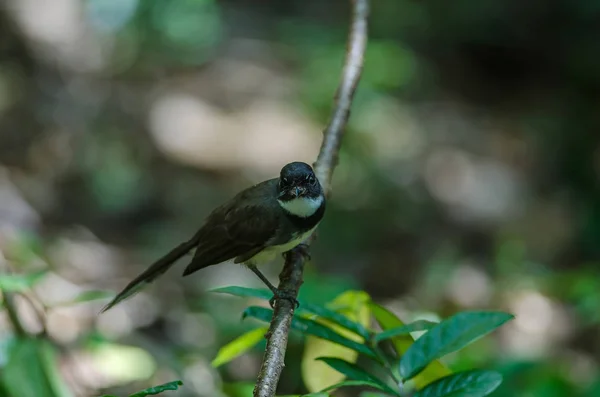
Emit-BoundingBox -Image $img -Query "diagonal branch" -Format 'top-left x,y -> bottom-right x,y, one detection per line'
253,1 -> 369,396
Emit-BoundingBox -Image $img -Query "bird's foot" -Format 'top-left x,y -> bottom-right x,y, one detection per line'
269,289 -> 300,310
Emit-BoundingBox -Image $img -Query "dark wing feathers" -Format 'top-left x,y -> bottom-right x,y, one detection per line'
182,181 -> 280,275
102,179 -> 280,312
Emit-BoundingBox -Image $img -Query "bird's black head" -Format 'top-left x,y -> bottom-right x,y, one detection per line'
277,162 -> 322,201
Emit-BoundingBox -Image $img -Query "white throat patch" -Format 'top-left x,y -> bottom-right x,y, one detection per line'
278,195 -> 323,218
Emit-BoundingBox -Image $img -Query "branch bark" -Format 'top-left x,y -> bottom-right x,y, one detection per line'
253,1 -> 369,396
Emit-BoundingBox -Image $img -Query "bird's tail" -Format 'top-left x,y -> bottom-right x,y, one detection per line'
100,233 -> 201,313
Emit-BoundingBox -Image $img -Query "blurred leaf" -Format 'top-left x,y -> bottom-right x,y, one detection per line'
300,46 -> 346,110
129,380 -> 183,396
302,290 -> 371,393
362,41 -> 418,89
374,320 -> 438,343
212,326 -> 267,367
86,0 -> 139,33
211,286 -> 273,301
38,340 -> 75,397
222,382 -> 254,397
87,139 -> 148,213
369,303 -> 451,390
5,231 -> 43,266
151,0 -> 222,60
242,306 -> 376,358
400,312 -> 514,380
2,337 -> 72,397
413,370 -> 502,397
360,393 -> 391,397
52,290 -> 115,307
0,271 -> 48,292
321,380 -> 395,395
91,343 -> 156,382
316,357 -> 399,396
584,379 -> 600,397
299,273 -> 359,306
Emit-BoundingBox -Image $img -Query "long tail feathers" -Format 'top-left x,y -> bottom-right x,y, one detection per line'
100,234 -> 201,313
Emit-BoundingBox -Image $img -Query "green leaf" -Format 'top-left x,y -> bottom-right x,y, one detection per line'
38,340 -> 75,397
242,306 -> 376,358
210,286 -> 273,301
369,303 -> 451,390
52,290 -> 115,307
128,380 -> 183,397
290,315 -> 376,359
321,380 -> 396,394
360,393 -> 392,397
302,290 -> 371,393
300,303 -> 371,339
316,357 -> 400,396
241,306 -> 274,322
221,382 -> 255,397
2,337 -> 73,397
213,286 -> 370,339
212,326 -> 267,367
0,271 -> 48,292
373,320 -> 438,343
413,370 -> 502,397
399,312 -> 514,380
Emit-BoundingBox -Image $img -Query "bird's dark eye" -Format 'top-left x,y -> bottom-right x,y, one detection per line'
308,176 -> 316,185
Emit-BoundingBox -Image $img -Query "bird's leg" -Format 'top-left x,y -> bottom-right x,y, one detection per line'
247,264 -> 278,294
247,265 -> 299,309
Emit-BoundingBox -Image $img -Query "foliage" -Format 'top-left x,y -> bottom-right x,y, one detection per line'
0,273 -> 511,397
212,288 -> 512,397
0,271 -> 48,292
0,265 -> 180,397
1,337 -> 73,397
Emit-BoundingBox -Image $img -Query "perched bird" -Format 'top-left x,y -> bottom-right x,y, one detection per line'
101,161 -> 325,312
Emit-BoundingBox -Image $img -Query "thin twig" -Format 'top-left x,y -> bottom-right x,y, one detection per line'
1,256 -> 27,336
314,0 -> 369,191
19,290 -> 48,334
3,292 -> 26,336
253,1 -> 369,396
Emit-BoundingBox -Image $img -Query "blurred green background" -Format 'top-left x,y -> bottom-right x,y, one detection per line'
0,0 -> 599,396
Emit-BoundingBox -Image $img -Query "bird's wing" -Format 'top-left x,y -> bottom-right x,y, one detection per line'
182,199 -> 280,276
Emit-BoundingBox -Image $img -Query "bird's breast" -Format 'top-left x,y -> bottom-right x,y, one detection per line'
245,225 -> 318,265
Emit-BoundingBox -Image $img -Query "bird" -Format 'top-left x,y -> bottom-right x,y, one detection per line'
100,161 -> 326,313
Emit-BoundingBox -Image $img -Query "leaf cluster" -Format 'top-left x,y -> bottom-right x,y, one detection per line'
0,271 -> 181,397
211,286 -> 513,397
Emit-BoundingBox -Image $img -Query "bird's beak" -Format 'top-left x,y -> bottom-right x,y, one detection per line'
293,186 -> 306,197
